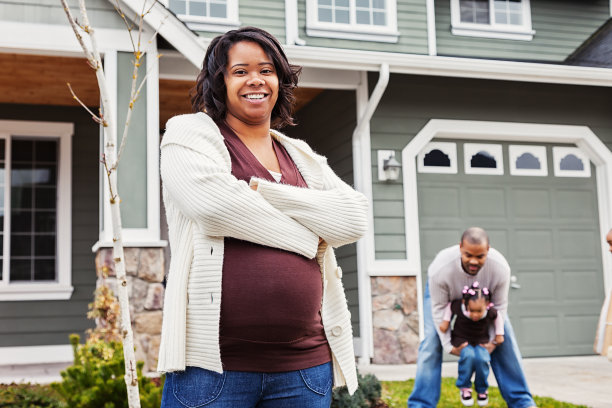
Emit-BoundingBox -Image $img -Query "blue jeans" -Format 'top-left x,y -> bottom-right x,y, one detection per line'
456,345 -> 490,393
161,362 -> 333,408
408,283 -> 535,408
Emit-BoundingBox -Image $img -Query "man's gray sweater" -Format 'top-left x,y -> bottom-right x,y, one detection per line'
428,244 -> 510,353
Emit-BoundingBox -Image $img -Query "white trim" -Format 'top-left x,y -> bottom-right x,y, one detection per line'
417,141 -> 458,174
99,49 -> 162,244
117,0 -> 209,68
0,345 -> 73,365
0,22 -> 147,56
450,0 -> 535,41
158,52 -> 201,80
146,42 -> 161,244
298,67 -> 363,89
159,0 -> 240,33
552,146 -> 592,178
464,143 -> 504,175
306,26 -> 400,43
117,1 -> 612,88
399,119 -> 612,340
426,0 -> 437,55
508,145 -> 548,176
354,71 -> 375,364
451,26 -> 534,41
181,19 -> 241,33
306,0 -> 400,43
91,240 -> 168,252
352,65 -> 390,363
286,0 -> 307,45
0,120 -> 73,302
283,45 -> 612,88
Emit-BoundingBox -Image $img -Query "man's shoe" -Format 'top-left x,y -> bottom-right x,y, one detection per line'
477,391 -> 488,406
460,388 -> 474,406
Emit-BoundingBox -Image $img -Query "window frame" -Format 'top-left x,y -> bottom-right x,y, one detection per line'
552,146 -> 591,178
417,141 -> 458,174
509,145 -> 548,176
306,0 -> 400,43
450,0 -> 535,41
0,120 -> 73,301
163,0 -> 240,33
464,143 -> 504,175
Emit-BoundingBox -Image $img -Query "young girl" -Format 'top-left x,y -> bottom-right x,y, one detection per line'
439,281 -> 504,407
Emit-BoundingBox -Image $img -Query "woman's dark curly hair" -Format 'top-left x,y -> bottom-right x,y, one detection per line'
191,26 -> 301,129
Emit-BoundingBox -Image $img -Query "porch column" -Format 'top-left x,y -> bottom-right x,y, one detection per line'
94,43 -> 165,373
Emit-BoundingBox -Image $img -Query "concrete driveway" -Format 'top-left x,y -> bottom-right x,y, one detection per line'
359,355 -> 612,408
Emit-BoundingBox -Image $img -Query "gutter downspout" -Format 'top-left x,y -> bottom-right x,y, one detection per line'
285,0 -> 306,45
353,64 -> 389,139
426,0 -> 437,56
352,63 -> 389,364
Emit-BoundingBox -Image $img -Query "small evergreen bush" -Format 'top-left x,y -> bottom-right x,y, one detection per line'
0,383 -> 64,408
331,371 -> 386,408
50,334 -> 163,408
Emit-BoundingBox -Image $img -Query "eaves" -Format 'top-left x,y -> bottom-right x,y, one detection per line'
117,0 -> 612,88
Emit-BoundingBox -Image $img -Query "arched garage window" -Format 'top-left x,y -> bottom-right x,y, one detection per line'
417,142 -> 457,174
553,147 -> 591,177
464,143 -> 504,175
509,145 -> 547,176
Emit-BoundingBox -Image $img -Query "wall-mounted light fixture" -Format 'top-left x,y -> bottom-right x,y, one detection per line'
378,150 -> 402,182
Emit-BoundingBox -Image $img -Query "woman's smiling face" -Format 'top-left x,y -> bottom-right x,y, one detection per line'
224,41 -> 279,127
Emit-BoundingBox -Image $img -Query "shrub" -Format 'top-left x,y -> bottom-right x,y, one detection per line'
331,371 -> 386,408
50,334 -> 163,408
0,383 -> 64,408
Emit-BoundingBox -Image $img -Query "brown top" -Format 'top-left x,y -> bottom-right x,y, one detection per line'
450,299 -> 498,347
217,121 -> 331,372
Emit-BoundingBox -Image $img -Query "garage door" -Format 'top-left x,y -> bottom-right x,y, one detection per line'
417,140 -> 604,357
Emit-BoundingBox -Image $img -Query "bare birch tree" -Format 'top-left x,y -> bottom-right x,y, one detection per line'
60,1 -> 161,406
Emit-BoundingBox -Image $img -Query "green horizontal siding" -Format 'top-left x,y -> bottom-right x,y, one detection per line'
435,0 -> 610,61
284,89 -> 361,335
0,104 -> 98,347
195,0 -> 286,43
297,0 -> 428,54
369,73 -> 612,260
0,0 -> 126,29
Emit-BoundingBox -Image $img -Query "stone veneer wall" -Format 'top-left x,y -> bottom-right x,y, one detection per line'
371,276 -> 420,364
95,247 -> 165,373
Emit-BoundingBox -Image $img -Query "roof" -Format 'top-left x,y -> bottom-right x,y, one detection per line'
566,18 -> 612,68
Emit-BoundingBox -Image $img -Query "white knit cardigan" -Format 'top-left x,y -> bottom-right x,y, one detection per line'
157,112 -> 368,394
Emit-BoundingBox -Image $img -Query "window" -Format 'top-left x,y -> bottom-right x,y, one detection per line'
0,121 -> 72,301
306,0 -> 399,43
417,142 -> 458,174
166,0 -> 239,32
464,143 -> 504,175
552,147 -> 591,178
450,0 -> 534,41
509,145 -> 547,176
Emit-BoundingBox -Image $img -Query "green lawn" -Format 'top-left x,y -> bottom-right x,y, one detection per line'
381,378 -> 589,408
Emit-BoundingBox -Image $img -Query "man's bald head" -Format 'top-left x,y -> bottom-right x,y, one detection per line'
606,228 -> 612,253
460,227 -> 490,247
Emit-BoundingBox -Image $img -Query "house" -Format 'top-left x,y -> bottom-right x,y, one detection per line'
1,0 -> 611,374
